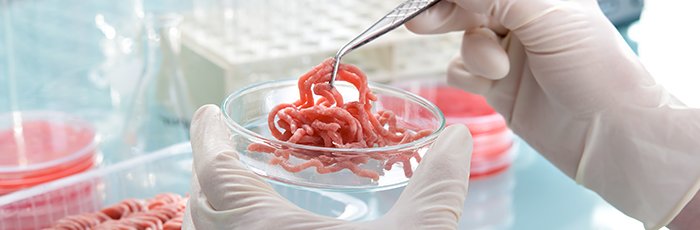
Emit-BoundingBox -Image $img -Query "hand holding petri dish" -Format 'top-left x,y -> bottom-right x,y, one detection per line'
221,58 -> 445,191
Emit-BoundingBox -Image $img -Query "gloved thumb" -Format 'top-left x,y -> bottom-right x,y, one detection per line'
187,104 -> 345,229
189,104 -> 281,211
359,124 -> 474,229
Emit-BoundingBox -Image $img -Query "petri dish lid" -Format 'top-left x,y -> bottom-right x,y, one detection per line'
0,111 -> 98,180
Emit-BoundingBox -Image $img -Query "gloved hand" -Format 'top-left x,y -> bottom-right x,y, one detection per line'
405,0 -> 700,229
182,104 -> 474,229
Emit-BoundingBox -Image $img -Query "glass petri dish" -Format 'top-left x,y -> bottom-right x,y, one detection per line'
222,78 -> 446,192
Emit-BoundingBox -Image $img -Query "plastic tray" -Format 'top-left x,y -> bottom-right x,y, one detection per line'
0,142 -> 368,230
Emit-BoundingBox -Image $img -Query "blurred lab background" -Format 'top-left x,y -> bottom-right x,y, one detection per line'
1,0 -> 699,229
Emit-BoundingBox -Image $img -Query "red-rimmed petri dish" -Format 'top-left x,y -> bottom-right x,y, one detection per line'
0,111 -> 98,195
470,142 -> 518,179
392,78 -> 516,178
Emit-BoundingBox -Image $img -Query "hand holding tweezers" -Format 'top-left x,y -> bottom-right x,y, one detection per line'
329,0 -> 441,88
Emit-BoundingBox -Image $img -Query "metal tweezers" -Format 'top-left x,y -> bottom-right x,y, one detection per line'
329,0 -> 441,88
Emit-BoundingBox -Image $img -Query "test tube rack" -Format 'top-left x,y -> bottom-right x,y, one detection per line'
177,0 -> 461,107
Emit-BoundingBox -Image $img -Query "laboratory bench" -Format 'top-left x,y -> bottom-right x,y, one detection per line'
0,138 -> 651,229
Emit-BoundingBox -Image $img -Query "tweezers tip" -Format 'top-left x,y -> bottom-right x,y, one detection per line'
329,58 -> 340,89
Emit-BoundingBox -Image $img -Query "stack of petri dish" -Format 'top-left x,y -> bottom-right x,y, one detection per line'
392,78 -> 517,178
0,111 -> 99,195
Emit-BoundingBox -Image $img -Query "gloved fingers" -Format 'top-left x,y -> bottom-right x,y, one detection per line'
190,104 -> 280,211
365,124 -> 473,229
405,0 -> 488,34
450,0 -> 563,30
487,17 -> 510,37
446,55 -> 495,95
460,28 -> 510,80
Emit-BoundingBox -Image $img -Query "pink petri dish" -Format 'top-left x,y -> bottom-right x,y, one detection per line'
392,78 -> 516,178
0,111 -> 98,195
469,142 -> 517,179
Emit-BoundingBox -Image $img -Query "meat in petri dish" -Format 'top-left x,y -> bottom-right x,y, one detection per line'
247,58 -> 434,181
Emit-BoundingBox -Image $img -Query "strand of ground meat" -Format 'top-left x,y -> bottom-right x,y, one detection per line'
44,193 -> 187,230
247,58 -> 434,181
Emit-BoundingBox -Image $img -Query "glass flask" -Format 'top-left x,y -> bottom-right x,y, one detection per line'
123,13 -> 195,154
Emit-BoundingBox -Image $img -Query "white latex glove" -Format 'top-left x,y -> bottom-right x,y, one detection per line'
405,1 -> 700,229
182,104 -> 474,229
